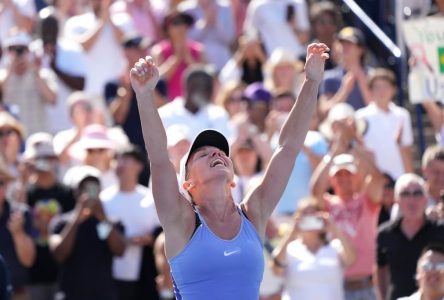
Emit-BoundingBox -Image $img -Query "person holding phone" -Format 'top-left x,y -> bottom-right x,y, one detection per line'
130,43 -> 328,299
271,197 -> 355,300
49,166 -> 125,300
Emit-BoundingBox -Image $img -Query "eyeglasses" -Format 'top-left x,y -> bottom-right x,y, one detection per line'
399,189 -> 424,198
7,46 -> 28,56
0,129 -> 16,138
419,260 -> 444,273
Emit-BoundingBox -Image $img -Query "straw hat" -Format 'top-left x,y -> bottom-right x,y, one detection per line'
0,111 -> 26,139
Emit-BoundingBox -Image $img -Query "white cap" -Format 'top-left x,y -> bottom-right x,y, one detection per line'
3,31 -> 32,48
328,154 -> 358,176
68,165 -> 101,190
23,132 -> 56,159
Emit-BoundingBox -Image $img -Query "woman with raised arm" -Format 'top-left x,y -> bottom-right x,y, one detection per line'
130,43 -> 329,300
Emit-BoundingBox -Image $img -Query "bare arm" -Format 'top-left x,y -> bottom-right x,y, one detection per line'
375,265 -> 390,300
244,44 -> 329,235
130,57 -> 194,233
422,101 -> 443,133
8,212 -> 35,267
400,145 -> 413,173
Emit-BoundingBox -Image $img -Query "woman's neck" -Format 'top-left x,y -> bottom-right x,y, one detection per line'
300,235 -> 323,254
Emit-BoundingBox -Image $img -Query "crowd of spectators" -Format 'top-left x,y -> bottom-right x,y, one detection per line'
0,0 -> 444,300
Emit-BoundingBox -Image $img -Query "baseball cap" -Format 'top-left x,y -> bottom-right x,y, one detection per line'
328,154 -> 358,176
3,31 -> 32,48
337,27 -> 365,47
121,33 -> 151,49
178,129 -> 229,201
23,132 -> 56,160
69,165 -> 101,190
0,111 -> 26,139
162,11 -> 194,31
243,82 -> 272,104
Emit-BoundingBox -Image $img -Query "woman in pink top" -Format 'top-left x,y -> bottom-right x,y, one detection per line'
152,11 -> 205,101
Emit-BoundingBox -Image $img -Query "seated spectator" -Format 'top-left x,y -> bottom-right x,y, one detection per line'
422,101 -> 444,146
151,10 -> 205,100
311,148 -> 385,300
178,0 -> 235,72
215,80 -> 246,119
397,243 -> 444,300
218,35 -> 265,85
101,144 -> 160,300
272,198 -> 356,300
376,173 -> 444,300
0,158 -> 35,299
158,64 -> 233,140
263,48 -> 304,96
318,27 -> 372,120
356,68 -> 414,179
49,166 -> 125,300
0,30 -> 57,136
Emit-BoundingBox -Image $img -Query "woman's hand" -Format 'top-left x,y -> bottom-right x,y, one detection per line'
130,56 -> 160,96
304,43 -> 329,82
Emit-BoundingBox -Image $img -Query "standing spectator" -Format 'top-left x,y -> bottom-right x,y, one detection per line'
356,68 -> 414,180
311,149 -> 385,300
0,111 -> 25,178
421,145 -> 444,210
63,0 -> 126,102
242,82 -> 271,133
243,0 -> 310,58
378,173 -> 396,225
151,10 -> 205,100
218,35 -> 265,85
0,253 -> 12,300
308,1 -> 342,70
110,0 -> 164,43
0,31 -> 57,136
101,145 -> 160,300
0,159 -> 35,300
63,124 -> 119,189
397,243 -> 444,300
49,166 -> 125,300
376,173 -> 444,300
32,9 -> 86,134
21,133 -> 75,300
158,64 -> 233,139
272,198 -> 356,300
178,0 -> 236,72
263,48 -> 305,97
318,27 -> 371,119
0,0 -> 35,47
422,100 -> 444,146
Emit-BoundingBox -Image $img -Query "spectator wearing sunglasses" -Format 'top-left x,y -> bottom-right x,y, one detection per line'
398,243 -> 444,300
376,173 -> 444,300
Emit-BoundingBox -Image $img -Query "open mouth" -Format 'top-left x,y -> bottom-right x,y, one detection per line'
210,158 -> 226,168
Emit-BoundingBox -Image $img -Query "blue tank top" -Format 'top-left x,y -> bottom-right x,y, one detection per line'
168,207 -> 264,300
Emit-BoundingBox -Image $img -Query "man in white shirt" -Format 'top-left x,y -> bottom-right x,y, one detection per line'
101,144 -> 160,300
158,65 -> 234,141
243,0 -> 310,58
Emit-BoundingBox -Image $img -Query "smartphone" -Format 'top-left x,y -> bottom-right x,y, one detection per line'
286,4 -> 295,22
299,216 -> 324,231
84,182 -> 100,207
34,159 -> 52,172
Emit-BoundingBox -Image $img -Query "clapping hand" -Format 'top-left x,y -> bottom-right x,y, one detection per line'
304,43 -> 329,82
130,56 -> 160,95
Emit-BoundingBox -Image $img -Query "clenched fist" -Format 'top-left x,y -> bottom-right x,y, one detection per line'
130,56 -> 160,95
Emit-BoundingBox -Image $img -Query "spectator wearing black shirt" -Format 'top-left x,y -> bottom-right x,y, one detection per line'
376,173 -> 444,300
0,254 -> 12,300
49,166 -> 125,300
378,173 -> 396,226
0,159 -> 35,299
21,132 -> 75,300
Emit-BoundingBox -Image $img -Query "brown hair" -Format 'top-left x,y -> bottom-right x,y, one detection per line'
368,68 -> 396,89
422,144 -> 444,168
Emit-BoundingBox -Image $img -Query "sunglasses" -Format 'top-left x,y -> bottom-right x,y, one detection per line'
399,189 -> 424,198
420,260 -> 444,273
0,129 -> 16,138
86,148 -> 107,153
